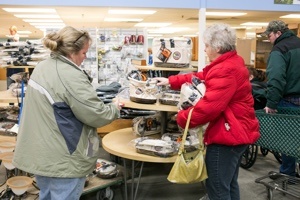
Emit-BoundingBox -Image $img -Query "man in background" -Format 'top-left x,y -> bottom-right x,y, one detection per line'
6,25 -> 25,89
264,20 -> 300,178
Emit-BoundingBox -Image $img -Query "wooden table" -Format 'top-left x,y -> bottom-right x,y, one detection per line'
0,90 -> 20,104
119,98 -> 178,134
102,127 -> 176,163
102,128 -> 176,200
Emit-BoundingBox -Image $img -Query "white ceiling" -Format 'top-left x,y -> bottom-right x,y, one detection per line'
0,5 -> 300,39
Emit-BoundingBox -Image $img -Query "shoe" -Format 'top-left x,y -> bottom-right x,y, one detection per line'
199,194 -> 210,200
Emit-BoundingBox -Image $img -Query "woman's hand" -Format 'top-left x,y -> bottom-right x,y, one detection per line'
264,106 -> 277,114
113,98 -> 124,110
152,77 -> 169,86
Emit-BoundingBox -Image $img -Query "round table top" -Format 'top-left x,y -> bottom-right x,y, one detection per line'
0,90 -> 20,103
102,128 -> 176,163
120,98 -> 178,112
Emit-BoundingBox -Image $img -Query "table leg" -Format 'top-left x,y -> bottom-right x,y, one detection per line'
122,160 -> 144,200
131,160 -> 135,200
133,161 -> 144,200
123,159 -> 128,200
160,111 -> 167,134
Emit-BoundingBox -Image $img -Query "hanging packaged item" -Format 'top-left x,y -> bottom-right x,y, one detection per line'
152,37 -> 192,68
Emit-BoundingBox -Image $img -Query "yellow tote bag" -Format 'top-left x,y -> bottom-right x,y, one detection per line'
167,108 -> 208,184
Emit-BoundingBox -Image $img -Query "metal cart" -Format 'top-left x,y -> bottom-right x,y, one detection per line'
253,108 -> 300,200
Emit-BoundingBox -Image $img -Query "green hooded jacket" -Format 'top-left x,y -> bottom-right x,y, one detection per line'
266,30 -> 300,109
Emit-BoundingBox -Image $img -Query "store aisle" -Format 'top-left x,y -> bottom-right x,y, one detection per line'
81,144 -> 299,200
1,146 -> 298,200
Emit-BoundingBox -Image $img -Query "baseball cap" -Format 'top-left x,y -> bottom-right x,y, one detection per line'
263,20 -> 288,36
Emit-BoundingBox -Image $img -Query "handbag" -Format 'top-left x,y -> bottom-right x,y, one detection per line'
167,108 -> 208,184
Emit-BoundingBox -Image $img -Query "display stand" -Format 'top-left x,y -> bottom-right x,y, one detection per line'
119,98 -> 178,134
102,128 -> 176,200
126,64 -> 197,134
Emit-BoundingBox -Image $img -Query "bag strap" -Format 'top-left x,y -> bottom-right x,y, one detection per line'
178,108 -> 193,154
178,108 -> 204,154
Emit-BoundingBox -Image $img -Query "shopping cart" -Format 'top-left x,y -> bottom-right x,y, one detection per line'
251,108 -> 300,200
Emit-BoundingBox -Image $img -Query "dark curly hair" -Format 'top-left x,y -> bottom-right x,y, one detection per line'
247,66 -> 267,82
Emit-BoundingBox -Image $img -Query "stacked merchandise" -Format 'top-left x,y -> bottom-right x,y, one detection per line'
0,40 -> 49,67
0,106 -> 19,137
96,82 -> 122,104
152,37 -> 192,68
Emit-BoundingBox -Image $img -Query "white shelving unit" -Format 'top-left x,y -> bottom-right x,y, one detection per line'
96,28 -> 148,85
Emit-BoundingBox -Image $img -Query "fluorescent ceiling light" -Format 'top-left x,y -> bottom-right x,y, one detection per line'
183,34 -> 198,37
18,31 -> 32,34
148,27 -> 189,34
148,30 -> 174,34
206,12 -> 247,17
231,26 -> 247,29
19,35 -> 29,38
30,22 -> 65,26
280,14 -> 300,18
23,19 -> 63,23
3,8 -> 56,13
104,18 -> 143,22
35,25 -> 65,29
148,34 -> 163,37
246,32 -> 256,36
14,14 -> 60,19
240,22 -> 269,26
246,27 -> 262,30
135,23 -> 171,27
6,34 -> 29,38
108,9 -> 156,15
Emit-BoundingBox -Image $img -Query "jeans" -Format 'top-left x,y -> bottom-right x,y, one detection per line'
35,175 -> 86,200
205,144 -> 248,200
277,99 -> 298,176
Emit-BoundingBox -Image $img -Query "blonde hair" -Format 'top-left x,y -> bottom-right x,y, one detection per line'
9,25 -> 18,32
42,26 -> 92,57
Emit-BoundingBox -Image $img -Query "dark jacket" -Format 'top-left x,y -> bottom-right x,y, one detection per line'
169,51 -> 260,146
251,79 -> 267,110
266,30 -> 300,109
